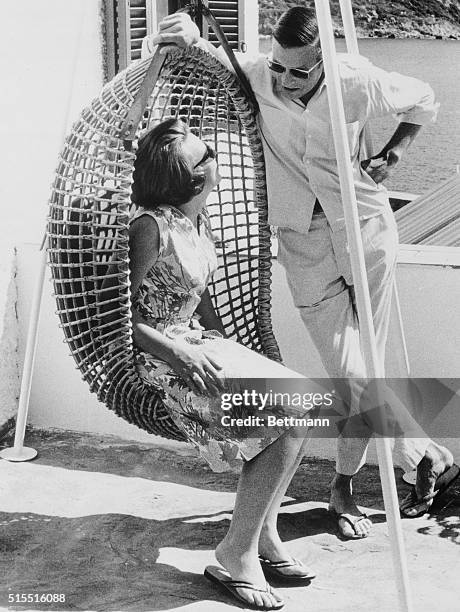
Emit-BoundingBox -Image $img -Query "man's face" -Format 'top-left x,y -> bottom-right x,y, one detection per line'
270,39 -> 323,100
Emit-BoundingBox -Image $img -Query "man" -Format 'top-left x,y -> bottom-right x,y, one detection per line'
144,6 -> 457,540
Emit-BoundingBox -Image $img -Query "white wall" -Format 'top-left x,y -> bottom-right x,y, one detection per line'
0,249 -> 20,429
0,0 -> 105,431
392,262 -> 460,377
0,0 -> 104,248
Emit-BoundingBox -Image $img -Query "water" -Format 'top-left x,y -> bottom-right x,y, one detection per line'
259,38 -> 460,194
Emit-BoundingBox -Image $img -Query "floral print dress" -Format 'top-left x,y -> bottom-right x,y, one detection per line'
131,205 -> 304,472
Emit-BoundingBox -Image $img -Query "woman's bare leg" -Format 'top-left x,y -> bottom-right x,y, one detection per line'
214,429 -> 305,608
258,437 -> 310,566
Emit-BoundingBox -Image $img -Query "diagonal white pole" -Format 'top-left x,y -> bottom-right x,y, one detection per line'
338,0 -> 359,54
339,0 -> 411,379
0,1 -> 90,462
340,0 -> 413,480
314,1 -> 413,611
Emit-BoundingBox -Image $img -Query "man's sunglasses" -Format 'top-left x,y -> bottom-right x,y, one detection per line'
267,57 -> 323,80
194,143 -> 216,168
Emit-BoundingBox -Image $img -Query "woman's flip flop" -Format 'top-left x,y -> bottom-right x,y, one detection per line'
259,555 -> 316,583
204,565 -> 284,610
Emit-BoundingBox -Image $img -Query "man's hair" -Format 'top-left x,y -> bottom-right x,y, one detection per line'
273,6 -> 321,53
132,117 -> 205,209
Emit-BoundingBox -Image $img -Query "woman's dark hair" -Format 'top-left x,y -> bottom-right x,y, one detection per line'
132,117 -> 206,209
273,6 -> 321,54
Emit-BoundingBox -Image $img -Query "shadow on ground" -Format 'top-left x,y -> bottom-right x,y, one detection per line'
0,428 -> 459,612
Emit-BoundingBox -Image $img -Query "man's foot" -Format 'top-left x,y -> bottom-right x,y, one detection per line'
258,526 -> 315,580
400,444 -> 455,518
214,540 -> 284,610
329,509 -> 371,540
329,474 -> 373,539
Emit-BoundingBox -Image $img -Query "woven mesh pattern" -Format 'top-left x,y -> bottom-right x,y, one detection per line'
47,47 -> 281,440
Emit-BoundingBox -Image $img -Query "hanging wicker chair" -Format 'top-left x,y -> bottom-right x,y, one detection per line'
47,45 -> 281,441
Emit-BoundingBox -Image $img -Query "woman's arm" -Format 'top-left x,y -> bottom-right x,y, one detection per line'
128,215 -> 177,360
129,216 -> 224,396
195,289 -> 227,337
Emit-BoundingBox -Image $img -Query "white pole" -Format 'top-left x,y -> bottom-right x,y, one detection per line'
393,281 -> 411,376
313,1 -> 413,611
0,1 -> 89,462
339,0 -> 411,379
0,248 -> 47,461
338,0 -> 359,54
338,0 -> 375,157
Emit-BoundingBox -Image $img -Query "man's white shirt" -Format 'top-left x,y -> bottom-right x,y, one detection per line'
141,39 -> 438,234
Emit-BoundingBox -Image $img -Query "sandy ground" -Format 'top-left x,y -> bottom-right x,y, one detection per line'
0,428 -> 459,612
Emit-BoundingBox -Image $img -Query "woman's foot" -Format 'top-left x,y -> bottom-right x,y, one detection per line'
258,526 -> 315,579
329,474 -> 373,539
215,539 -> 284,610
400,443 -> 454,517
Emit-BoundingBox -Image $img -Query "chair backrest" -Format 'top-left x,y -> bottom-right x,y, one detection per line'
47,47 -> 280,440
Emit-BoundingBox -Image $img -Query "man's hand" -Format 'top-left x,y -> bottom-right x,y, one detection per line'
361,149 -> 401,184
147,13 -> 200,55
361,122 -> 421,184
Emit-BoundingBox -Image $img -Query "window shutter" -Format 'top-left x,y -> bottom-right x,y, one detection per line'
205,1 -> 242,51
118,0 -> 153,65
104,0 -> 155,79
104,0 -> 256,81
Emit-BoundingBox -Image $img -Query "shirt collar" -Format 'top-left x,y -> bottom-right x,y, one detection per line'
299,71 -> 326,106
271,71 -> 326,110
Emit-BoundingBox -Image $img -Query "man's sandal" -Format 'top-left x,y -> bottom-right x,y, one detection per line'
204,565 -> 284,611
400,463 -> 460,518
329,508 -> 371,539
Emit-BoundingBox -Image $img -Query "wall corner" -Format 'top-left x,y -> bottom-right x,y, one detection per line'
0,246 -> 20,430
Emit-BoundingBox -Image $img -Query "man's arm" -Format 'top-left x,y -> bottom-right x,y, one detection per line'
361,64 -> 438,184
362,122 -> 421,184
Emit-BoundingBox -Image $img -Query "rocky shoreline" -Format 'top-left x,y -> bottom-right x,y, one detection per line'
259,1 -> 460,40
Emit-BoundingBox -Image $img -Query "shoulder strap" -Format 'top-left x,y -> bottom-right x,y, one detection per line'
196,0 -> 259,113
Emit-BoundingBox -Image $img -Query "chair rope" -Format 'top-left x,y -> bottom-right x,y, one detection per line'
47,46 -> 281,440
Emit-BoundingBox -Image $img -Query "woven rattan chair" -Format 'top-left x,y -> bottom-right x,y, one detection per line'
47,45 -> 281,441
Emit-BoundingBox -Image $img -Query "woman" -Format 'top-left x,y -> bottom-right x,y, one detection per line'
127,118 -> 314,610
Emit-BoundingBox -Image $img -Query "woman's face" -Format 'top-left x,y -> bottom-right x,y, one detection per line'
183,132 -> 221,195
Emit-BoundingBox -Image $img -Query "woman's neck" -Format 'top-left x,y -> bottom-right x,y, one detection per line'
180,195 -> 207,227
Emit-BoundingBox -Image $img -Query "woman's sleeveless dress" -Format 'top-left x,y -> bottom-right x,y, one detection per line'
131,205 -> 305,472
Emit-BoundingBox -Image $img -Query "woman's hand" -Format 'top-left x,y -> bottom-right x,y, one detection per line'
169,344 -> 225,397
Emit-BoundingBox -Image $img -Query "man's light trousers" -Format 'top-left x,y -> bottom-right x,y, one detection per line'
278,209 -> 429,475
